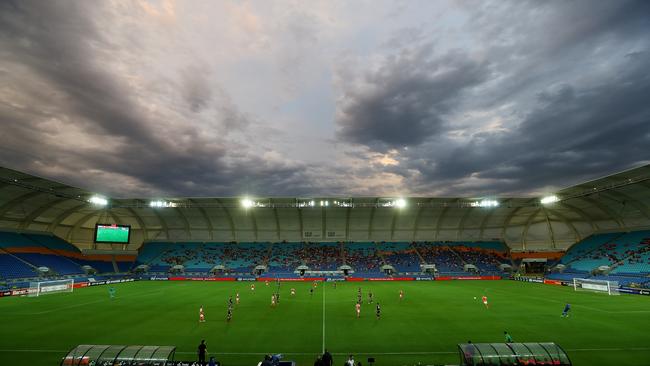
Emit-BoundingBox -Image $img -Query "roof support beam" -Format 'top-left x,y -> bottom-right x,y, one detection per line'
600,189 -> 650,221
0,191 -> 47,218
345,207 -> 351,241
188,199 -> 212,240
142,200 -> 170,240
522,208 -> 542,251
456,208 -> 473,240
48,202 -> 89,232
558,201 -> 597,231
125,207 -> 149,241
367,198 -> 380,240
580,196 -> 625,229
174,207 -> 192,239
412,199 -> 433,241
216,198 -> 236,241
272,202 -> 281,241
65,208 -> 103,243
544,207 -> 581,243
18,197 -> 71,230
435,201 -> 456,240
542,207 -> 557,249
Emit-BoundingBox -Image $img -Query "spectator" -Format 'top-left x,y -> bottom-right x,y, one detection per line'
197,340 -> 207,366
261,354 -> 273,366
345,355 -> 355,366
322,349 -> 333,366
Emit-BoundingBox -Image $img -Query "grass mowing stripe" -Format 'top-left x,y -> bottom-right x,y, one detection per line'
322,282 -> 326,354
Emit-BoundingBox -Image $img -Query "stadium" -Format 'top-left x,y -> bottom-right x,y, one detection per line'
1,165 -> 650,366
1,1 -> 650,366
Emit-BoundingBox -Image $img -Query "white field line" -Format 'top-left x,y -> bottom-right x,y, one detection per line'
486,287 -> 650,314
2,348 -> 650,355
0,289 -> 165,316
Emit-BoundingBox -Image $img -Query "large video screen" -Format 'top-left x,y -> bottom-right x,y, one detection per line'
94,224 -> 131,244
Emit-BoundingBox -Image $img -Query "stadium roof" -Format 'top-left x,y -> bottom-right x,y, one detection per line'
0,165 -> 649,251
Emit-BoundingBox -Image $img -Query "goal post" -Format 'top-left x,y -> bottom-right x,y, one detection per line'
573,278 -> 619,295
28,279 -> 74,297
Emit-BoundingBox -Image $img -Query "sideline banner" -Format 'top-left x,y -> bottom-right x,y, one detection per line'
543,279 -> 563,285
618,287 -> 650,296
437,276 -> 501,281
168,277 -> 237,281
257,277 -> 326,282
346,277 -> 415,281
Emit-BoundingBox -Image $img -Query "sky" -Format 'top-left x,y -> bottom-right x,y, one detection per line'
1,0 -> 649,198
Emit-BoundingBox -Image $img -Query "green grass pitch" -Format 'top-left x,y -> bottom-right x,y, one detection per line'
0,280 -> 649,365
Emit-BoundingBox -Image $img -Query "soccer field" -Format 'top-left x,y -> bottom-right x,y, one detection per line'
0,280 -> 649,366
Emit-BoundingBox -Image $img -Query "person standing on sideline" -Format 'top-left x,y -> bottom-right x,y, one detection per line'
345,355 -> 355,366
322,349 -> 333,366
504,331 -> 513,343
198,340 -> 207,366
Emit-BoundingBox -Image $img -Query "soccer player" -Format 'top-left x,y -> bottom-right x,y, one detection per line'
276,291 -> 280,304
399,290 -> 404,301
482,295 -> 489,309
199,306 -> 206,323
368,291 -> 373,304
355,301 -> 361,318
236,292 -> 240,305
561,303 -> 571,318
228,296 -> 234,307
504,331 -> 513,343
251,283 -> 255,292
375,302 -> 381,320
310,287 -> 314,297
266,280 -> 270,286
290,288 -> 296,296
108,286 -> 116,299
226,308 -> 232,322
271,294 -> 276,307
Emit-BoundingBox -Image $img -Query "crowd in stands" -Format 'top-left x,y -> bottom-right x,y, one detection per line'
0,230 -> 129,281
344,244 -> 384,273
415,244 -> 464,272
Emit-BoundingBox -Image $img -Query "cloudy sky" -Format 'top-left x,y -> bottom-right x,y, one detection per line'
1,0 -> 649,198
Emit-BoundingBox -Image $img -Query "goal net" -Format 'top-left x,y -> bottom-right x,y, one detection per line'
28,279 -> 74,297
573,278 -> 619,295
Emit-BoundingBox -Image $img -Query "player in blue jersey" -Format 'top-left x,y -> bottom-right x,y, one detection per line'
561,303 -> 571,317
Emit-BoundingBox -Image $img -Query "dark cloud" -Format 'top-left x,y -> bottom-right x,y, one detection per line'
1,0 -> 649,198
407,50 -> 650,195
0,0 -> 309,197
336,48 -> 490,150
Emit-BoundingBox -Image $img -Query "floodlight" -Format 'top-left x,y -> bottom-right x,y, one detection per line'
394,198 -> 407,208
477,199 -> 499,208
241,198 -> 254,208
541,195 -> 559,204
89,196 -> 108,206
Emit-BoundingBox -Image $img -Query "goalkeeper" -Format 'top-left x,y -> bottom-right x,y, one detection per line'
108,286 -> 116,299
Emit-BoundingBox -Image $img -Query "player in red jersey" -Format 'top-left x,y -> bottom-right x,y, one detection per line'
355,301 -> 361,318
482,295 -> 489,309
